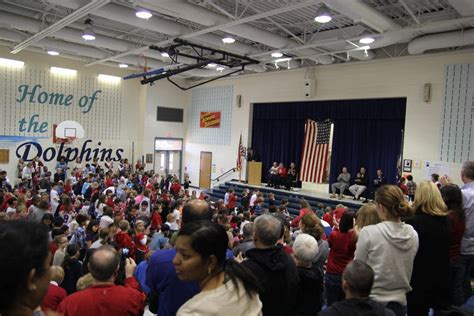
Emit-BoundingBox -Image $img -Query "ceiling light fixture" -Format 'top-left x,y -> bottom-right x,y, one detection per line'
50,66 -> 77,76
47,50 -> 59,56
271,52 -> 283,58
98,74 -> 121,83
161,52 -> 170,58
0,57 -> 24,67
82,18 -> 95,41
222,35 -> 235,44
135,7 -> 153,19
207,63 -> 217,68
118,63 -> 128,68
274,57 -> 292,63
359,31 -> 375,44
314,5 -> 332,23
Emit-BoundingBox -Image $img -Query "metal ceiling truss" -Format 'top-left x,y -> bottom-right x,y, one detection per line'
141,38 -> 259,90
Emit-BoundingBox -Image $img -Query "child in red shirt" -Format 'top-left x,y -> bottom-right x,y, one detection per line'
150,204 -> 163,231
115,220 -> 135,258
42,266 -> 67,312
134,220 -> 148,264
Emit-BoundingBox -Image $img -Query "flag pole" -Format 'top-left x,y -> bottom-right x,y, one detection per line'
239,131 -> 242,182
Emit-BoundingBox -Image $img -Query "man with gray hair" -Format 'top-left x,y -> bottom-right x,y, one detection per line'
233,222 -> 255,256
293,233 -> 323,314
321,260 -> 395,315
459,161 -> 474,303
242,214 -> 300,316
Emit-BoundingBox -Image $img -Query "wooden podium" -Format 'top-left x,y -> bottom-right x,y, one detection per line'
247,161 -> 262,185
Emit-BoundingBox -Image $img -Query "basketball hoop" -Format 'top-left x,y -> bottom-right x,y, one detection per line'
56,136 -> 76,145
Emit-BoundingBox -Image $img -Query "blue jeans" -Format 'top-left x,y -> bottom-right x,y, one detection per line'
386,302 -> 407,316
325,273 -> 344,307
460,254 -> 474,304
450,258 -> 465,306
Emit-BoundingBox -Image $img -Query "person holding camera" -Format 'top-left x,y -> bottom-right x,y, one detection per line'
57,245 -> 145,316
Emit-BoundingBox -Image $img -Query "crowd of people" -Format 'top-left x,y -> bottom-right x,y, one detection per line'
1,156 -> 474,316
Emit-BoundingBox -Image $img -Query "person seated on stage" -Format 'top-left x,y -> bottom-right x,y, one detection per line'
277,163 -> 287,188
365,169 -> 386,203
286,162 -> 297,190
268,162 -> 279,187
330,167 -> 351,199
349,167 -> 368,201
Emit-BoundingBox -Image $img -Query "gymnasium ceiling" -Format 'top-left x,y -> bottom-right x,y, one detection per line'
0,0 -> 472,78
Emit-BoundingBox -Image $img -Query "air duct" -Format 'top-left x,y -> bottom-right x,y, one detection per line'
408,29 -> 474,55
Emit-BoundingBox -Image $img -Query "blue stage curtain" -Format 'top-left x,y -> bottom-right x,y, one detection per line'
251,98 -> 406,188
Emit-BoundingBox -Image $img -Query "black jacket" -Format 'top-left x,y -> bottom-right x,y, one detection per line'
242,244 -> 300,316
295,266 -> 323,316
320,298 -> 395,316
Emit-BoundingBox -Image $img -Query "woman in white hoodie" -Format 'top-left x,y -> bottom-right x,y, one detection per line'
355,185 -> 419,316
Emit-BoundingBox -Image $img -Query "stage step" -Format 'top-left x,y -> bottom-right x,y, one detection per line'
206,180 -> 363,216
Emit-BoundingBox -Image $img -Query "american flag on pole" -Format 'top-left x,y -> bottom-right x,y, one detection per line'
236,133 -> 244,171
300,119 -> 332,183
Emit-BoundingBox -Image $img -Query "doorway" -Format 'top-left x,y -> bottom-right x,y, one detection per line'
199,151 -> 212,189
154,138 -> 183,181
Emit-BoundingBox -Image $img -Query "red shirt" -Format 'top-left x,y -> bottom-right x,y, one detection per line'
170,183 -> 181,196
448,211 -> 466,261
150,211 -> 163,230
227,193 -> 237,209
115,231 -> 135,253
42,282 -> 67,311
399,183 -> 408,195
322,212 -> 334,227
326,230 -> 356,275
57,277 -> 145,316
290,208 -> 313,227
135,232 -> 148,252
278,167 -> 287,177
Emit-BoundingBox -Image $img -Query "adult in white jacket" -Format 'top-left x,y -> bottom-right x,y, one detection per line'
355,185 -> 419,316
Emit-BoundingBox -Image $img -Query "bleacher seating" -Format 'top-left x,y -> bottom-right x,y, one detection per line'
206,181 -> 362,217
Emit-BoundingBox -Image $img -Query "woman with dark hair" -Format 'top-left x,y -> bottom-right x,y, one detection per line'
0,220 -> 51,316
173,221 -> 262,315
61,243 -> 83,294
41,213 -> 54,231
325,209 -> 356,306
355,185 -> 418,316
85,219 -> 100,248
441,184 -> 465,306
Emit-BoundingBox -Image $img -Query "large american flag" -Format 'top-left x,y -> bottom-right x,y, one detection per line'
300,119 -> 332,183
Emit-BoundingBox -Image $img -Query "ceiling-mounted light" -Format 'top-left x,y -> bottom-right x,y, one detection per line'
207,63 -> 217,68
222,35 -> 235,44
51,67 -> 77,76
161,52 -> 170,58
47,50 -> 59,56
82,18 -> 95,41
0,57 -> 24,67
274,57 -> 292,63
135,7 -> 152,19
314,5 -> 332,23
271,52 -> 283,58
359,31 -> 375,44
118,63 -> 128,68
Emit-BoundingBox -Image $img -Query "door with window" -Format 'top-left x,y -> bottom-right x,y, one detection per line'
154,138 -> 183,181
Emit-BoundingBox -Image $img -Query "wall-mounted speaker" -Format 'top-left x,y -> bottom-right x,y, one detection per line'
304,79 -> 316,98
236,94 -> 242,108
424,83 -> 431,102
